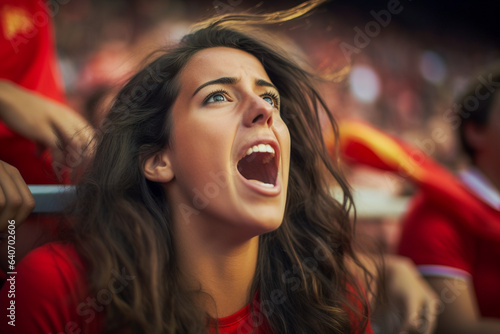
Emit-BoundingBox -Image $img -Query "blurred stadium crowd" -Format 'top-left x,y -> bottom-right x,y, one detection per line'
53,0 -> 500,251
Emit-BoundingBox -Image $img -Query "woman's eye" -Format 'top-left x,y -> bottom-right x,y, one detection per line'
262,93 -> 280,110
206,93 -> 227,103
263,96 -> 275,107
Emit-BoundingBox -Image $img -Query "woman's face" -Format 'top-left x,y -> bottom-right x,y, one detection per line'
165,47 -> 291,238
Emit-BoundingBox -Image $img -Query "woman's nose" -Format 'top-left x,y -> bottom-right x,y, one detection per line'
243,96 -> 274,128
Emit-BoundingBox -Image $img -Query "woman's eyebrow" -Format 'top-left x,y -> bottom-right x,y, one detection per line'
192,77 -> 237,97
192,77 -> 278,97
256,79 -> 277,91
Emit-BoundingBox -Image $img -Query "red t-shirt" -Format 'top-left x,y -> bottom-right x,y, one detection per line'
398,191 -> 500,318
0,242 -> 373,333
209,294 -> 272,333
0,0 -> 66,184
0,243 -> 102,334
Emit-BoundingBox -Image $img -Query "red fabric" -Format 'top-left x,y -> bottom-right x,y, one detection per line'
399,192 -> 500,318
210,291 -> 373,333
209,294 -> 272,333
329,119 -> 500,317
210,293 -> 373,334
0,243 -> 102,333
0,0 -> 66,184
0,242 -> 373,333
330,119 -> 500,242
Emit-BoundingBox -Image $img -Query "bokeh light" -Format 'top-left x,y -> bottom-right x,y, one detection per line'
349,65 -> 381,103
419,50 -> 447,84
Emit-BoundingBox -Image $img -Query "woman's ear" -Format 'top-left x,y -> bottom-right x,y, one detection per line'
143,149 -> 174,183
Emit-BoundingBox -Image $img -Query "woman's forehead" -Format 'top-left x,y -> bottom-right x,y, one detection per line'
178,47 -> 271,89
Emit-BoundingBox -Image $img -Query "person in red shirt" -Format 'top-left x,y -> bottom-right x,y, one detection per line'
399,64 -> 500,333
0,0 -> 92,185
0,1 -> 437,333
0,0 -> 93,275
1,2 -> 375,332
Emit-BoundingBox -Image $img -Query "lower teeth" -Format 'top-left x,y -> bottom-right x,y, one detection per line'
249,179 -> 274,188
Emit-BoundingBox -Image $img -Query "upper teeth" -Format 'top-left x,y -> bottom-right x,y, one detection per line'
245,144 -> 275,157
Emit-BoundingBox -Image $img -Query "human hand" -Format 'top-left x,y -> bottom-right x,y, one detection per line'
0,161 -> 35,233
0,80 -> 94,171
383,255 -> 439,334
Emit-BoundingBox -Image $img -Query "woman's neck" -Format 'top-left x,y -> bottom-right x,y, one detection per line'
174,218 -> 259,318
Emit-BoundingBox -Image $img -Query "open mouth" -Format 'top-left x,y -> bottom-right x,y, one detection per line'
237,144 -> 278,187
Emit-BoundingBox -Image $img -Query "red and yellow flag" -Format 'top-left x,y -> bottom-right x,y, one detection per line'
325,119 -> 500,241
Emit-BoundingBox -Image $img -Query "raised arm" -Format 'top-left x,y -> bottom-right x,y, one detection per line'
0,80 -> 94,167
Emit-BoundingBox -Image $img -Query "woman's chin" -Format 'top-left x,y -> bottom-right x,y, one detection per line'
241,212 -> 284,237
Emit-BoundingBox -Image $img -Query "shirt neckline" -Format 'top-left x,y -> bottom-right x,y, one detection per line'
212,302 -> 252,328
458,166 -> 500,210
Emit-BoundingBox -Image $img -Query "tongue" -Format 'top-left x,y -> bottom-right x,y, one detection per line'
237,152 -> 275,185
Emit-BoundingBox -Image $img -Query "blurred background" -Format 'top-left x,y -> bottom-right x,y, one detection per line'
52,0 -> 500,252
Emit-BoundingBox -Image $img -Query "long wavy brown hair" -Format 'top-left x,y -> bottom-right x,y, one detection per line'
68,1 -> 373,333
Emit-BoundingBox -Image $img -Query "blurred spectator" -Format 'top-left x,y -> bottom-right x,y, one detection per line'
0,0 -> 92,273
399,63 -> 500,333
